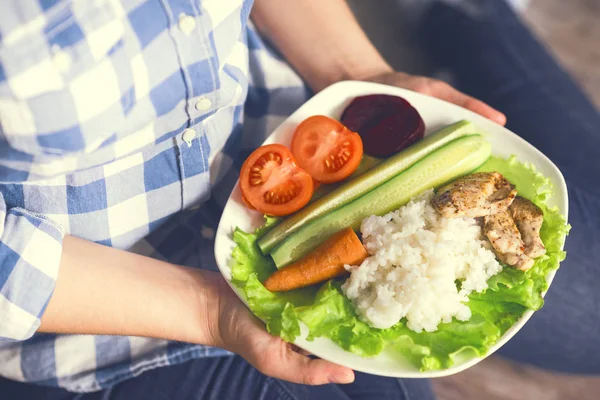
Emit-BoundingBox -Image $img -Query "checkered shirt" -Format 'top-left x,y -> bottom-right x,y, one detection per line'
0,0 -> 310,392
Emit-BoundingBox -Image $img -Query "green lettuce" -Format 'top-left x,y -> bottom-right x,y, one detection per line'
230,156 -> 570,371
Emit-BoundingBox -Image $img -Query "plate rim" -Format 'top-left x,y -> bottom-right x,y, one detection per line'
214,80 -> 569,378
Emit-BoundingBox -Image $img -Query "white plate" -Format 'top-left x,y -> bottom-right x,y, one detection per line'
214,80 -> 569,378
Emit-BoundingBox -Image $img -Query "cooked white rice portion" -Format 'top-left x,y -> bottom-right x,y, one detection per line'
342,189 -> 502,332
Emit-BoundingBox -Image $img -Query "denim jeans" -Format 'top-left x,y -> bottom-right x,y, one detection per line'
419,0 -> 600,375
2,1 -> 599,399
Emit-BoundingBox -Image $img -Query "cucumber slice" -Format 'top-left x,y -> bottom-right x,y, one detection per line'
270,134 -> 491,268
258,120 -> 477,254
256,155 -> 382,234
310,154 -> 382,201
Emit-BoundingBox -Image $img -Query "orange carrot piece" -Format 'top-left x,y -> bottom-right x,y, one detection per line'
264,227 -> 368,292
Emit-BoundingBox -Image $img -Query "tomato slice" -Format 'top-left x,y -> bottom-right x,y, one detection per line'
240,144 -> 314,216
241,192 -> 256,210
291,116 -> 363,184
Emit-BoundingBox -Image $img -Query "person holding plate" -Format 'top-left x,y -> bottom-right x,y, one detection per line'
0,0 -> 598,399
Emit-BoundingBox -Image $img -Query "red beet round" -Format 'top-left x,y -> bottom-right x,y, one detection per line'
340,94 -> 425,158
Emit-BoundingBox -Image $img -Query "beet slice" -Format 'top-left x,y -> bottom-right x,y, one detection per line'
340,94 -> 425,158
340,95 -> 410,134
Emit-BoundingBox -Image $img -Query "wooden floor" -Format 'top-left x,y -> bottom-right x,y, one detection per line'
524,0 -> 600,108
347,0 -> 600,399
433,356 -> 600,400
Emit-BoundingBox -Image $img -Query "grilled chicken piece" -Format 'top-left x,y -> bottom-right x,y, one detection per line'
483,210 -> 534,271
510,197 -> 546,258
432,172 -> 517,218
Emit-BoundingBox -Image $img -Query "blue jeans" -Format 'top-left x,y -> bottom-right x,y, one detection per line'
2,1 -> 599,399
419,0 -> 600,375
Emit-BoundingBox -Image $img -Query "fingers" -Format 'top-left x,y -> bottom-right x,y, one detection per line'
368,72 -> 506,125
239,330 -> 354,385
291,344 -> 313,357
217,275 -> 353,386
460,95 -> 506,126
257,341 -> 355,385
224,305 -> 354,386
439,83 -> 507,126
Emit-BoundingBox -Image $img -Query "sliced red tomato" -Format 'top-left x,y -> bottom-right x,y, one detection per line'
241,192 -> 256,210
291,116 -> 363,184
240,144 -> 314,216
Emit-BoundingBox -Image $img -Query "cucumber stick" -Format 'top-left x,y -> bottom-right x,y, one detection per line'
270,134 -> 491,268
258,120 -> 478,254
256,154 -> 382,233
309,154 -> 381,201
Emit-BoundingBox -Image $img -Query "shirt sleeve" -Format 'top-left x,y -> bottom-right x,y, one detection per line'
0,192 -> 64,341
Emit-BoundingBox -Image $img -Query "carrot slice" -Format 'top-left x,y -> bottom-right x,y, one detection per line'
264,228 -> 368,292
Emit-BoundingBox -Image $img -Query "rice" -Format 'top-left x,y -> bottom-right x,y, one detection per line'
342,189 -> 502,332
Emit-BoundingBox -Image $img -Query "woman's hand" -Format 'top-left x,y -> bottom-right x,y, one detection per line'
40,235 -> 352,386
252,0 -> 506,126
208,275 -> 355,385
364,71 -> 507,126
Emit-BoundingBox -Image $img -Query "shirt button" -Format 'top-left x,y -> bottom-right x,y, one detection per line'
52,47 -> 71,73
178,14 -> 196,35
182,128 -> 196,147
195,97 -> 212,111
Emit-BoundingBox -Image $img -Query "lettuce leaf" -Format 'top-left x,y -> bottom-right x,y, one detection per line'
230,156 -> 569,371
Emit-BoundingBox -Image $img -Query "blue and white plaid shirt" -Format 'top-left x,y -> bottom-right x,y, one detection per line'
0,0 -> 310,392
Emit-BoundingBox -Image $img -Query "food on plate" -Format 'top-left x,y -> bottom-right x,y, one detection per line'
431,172 -> 517,218
266,154 -> 382,227
230,119 -> 569,372
309,154 -> 382,201
258,120 -> 479,254
340,94 -> 425,158
349,153 -> 381,176
264,228 -> 367,292
241,192 -> 256,210
481,195 -> 546,271
270,134 -> 491,268
290,115 -> 363,184
433,172 -> 546,272
239,144 -> 314,216
510,197 -> 546,258
483,209 -> 534,271
342,190 -> 502,331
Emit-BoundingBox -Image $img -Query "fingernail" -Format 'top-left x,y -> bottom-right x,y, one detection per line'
496,113 -> 507,126
328,370 -> 354,384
